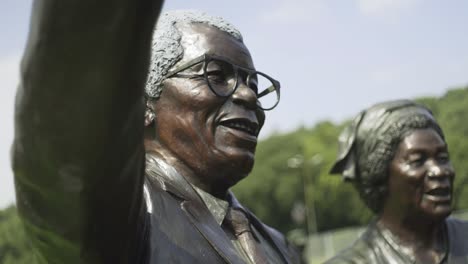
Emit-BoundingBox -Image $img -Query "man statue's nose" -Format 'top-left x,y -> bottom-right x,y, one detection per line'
231,82 -> 257,110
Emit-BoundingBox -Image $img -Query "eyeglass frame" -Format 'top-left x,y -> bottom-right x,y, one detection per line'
163,54 -> 281,111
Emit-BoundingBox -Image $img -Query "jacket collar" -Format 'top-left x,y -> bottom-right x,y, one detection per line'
145,153 -> 197,201
145,153 -> 245,264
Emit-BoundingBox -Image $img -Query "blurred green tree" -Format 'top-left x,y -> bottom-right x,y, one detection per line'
0,206 -> 34,263
234,86 -> 468,235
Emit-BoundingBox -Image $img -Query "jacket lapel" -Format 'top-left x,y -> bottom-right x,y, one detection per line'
182,201 -> 246,264
145,154 -> 245,264
229,192 -> 292,264
247,212 -> 292,264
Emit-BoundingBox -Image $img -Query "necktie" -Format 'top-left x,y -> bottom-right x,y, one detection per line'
224,207 -> 269,264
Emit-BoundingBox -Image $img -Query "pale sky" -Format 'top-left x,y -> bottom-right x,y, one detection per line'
1,0 -> 468,208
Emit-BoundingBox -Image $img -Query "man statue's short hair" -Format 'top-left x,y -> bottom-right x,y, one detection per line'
145,10 -> 243,100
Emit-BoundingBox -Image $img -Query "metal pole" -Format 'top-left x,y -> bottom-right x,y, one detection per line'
302,161 -> 317,234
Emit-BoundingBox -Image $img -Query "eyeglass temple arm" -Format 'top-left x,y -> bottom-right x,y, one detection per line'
258,85 -> 276,98
165,56 -> 206,78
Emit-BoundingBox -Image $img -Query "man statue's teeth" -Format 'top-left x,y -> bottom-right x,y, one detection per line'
228,121 -> 252,134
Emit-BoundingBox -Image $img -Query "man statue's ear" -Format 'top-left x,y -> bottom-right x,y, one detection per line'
145,100 -> 156,127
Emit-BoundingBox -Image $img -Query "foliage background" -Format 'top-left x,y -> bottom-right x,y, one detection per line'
233,86 -> 468,234
1,87 -> 467,263
0,206 -> 33,263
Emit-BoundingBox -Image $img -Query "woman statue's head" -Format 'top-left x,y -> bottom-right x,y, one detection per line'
331,100 -> 454,220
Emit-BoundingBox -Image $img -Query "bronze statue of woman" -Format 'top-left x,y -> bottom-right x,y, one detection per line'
327,100 -> 468,264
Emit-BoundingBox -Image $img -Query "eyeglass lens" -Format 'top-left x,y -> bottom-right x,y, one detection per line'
250,73 -> 279,110
205,59 -> 237,97
205,58 -> 279,110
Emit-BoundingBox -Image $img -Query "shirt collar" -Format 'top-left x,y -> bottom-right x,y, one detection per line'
375,221 -> 448,264
193,185 -> 230,226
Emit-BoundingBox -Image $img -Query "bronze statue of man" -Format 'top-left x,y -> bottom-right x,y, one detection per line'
326,100 -> 468,264
13,1 -> 299,263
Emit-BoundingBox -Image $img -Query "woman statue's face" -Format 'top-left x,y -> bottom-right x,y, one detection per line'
385,128 -> 455,221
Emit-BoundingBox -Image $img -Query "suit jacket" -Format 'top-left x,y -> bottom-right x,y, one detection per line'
141,154 -> 300,263
324,218 -> 468,264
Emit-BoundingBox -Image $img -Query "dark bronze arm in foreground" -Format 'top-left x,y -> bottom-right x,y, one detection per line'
13,0 -> 163,263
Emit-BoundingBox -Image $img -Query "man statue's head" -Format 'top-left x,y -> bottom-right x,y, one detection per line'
143,10 -> 280,197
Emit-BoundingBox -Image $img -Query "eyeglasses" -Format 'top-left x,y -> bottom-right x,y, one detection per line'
165,54 -> 281,110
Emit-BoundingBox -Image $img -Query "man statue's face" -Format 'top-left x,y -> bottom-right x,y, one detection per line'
387,128 -> 455,221
153,23 -> 265,187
